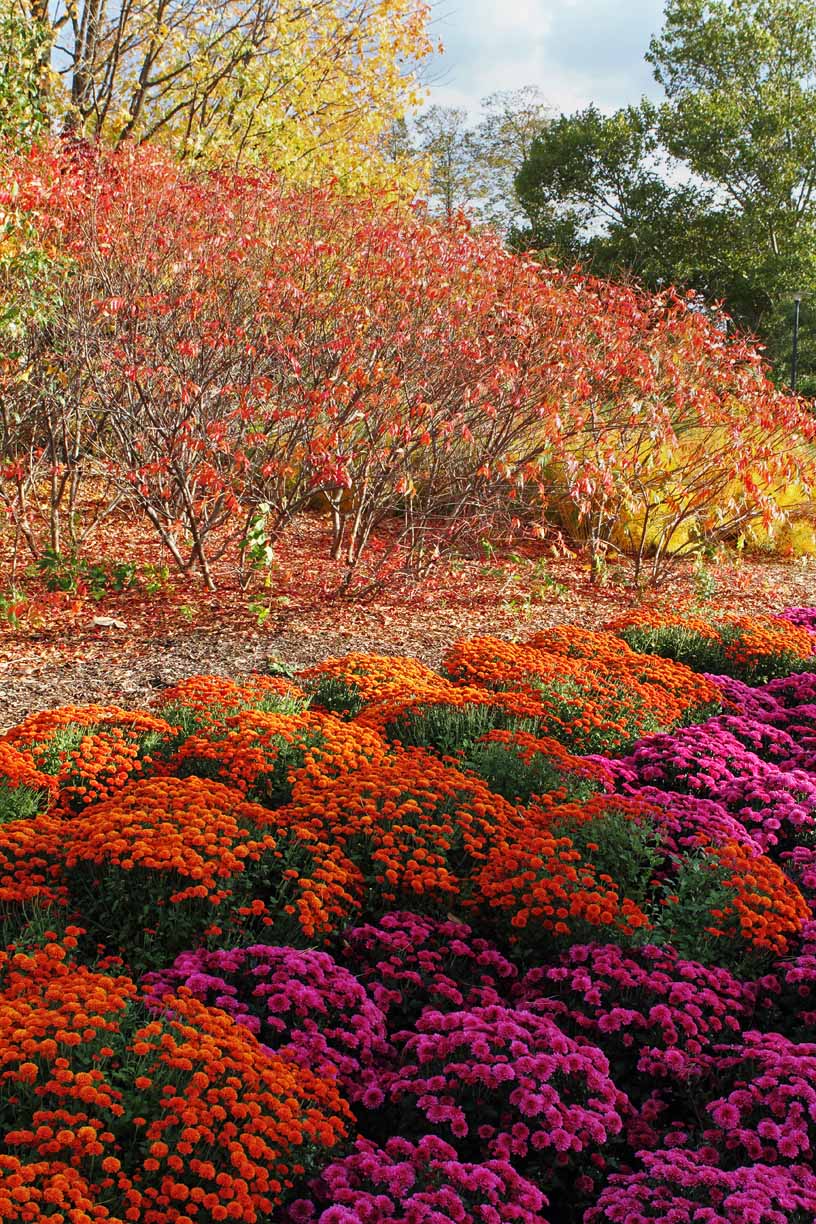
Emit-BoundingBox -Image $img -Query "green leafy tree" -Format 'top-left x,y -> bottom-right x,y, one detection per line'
514,0 -> 816,381
467,86 -> 552,230
0,0 -> 51,144
654,0 -> 816,371
414,104 -> 480,220
513,104 -> 721,289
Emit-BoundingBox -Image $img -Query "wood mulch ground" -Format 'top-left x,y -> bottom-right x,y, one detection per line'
1,514 -> 815,731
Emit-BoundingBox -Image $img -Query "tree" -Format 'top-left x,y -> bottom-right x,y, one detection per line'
413,105 -> 479,220
648,0 -> 816,349
513,104 -> 723,292
468,86 -> 552,230
0,0 -> 51,144
515,104 -> 657,259
17,0 -> 434,182
512,1 -> 816,379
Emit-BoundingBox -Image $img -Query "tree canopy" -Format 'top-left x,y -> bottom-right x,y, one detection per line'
15,0 -> 435,185
514,0 -> 816,386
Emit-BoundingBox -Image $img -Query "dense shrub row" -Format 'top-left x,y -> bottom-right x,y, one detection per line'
0,607 -> 815,1220
2,139 -> 815,589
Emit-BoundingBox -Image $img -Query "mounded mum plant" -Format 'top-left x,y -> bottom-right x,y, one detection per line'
386,1004 -> 627,1174
586,1148 -> 816,1223
61,775 -> 362,970
283,1135 -> 550,1223
340,910 -> 518,1033
517,942 -> 752,1095
282,747 -> 523,913
0,937 -> 350,1220
168,709 -> 391,808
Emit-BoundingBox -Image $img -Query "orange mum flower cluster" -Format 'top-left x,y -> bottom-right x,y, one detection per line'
50,728 -> 163,817
445,632 -> 720,739
283,747 -> 523,909
0,939 -> 349,1222
0,744 -> 54,821
721,615 -> 815,679
62,776 -> 361,968
155,674 -> 306,729
0,1155 -> 125,1222
120,990 -> 350,1221
1,707 -> 175,817
708,841 -> 809,956
528,626 -> 722,721
531,791 -> 667,830
300,652 -> 446,716
441,636 -> 692,753
63,775 -> 277,887
0,816 -> 66,923
608,609 -> 815,684
2,706 -> 173,754
168,709 -> 391,806
656,839 -> 811,972
527,623 -> 661,659
474,823 -> 652,954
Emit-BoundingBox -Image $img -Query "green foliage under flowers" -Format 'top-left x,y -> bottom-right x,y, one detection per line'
0,782 -> 43,823
654,852 -> 764,976
618,622 -> 815,684
156,689 -> 305,743
307,674 -> 366,719
524,673 -> 667,754
549,808 -> 664,915
381,702 -> 541,757
463,736 -> 602,804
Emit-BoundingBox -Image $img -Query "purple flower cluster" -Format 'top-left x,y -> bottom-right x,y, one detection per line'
700,1031 -> 816,1166
622,785 -> 764,854
284,1135 -> 550,1223
342,911 -> 518,1032
141,944 -> 391,1105
516,943 -> 753,1090
761,918 -> 816,1040
608,722 -> 816,852
782,845 -> 816,901
705,672 -> 783,718
779,607 -> 816,634
388,1004 -> 627,1174
586,1148 -> 816,1223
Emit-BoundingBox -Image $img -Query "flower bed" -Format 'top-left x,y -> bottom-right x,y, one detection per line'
1,613 -> 816,1220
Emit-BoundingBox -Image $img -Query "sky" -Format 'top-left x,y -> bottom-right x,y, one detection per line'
424,0 -> 667,120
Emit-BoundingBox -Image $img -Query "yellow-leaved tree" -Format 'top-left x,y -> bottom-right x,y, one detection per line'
21,0 -> 435,186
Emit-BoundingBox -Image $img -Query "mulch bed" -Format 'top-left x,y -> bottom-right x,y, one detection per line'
1,512 -> 814,730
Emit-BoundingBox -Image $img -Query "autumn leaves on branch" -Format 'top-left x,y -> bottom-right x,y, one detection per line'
1,140 -> 814,590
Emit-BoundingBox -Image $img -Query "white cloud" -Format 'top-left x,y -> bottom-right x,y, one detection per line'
422,0 -> 666,120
